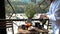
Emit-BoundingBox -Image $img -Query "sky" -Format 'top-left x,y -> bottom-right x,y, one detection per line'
22,0 -> 30,2
22,0 -> 41,3
10,0 -> 41,4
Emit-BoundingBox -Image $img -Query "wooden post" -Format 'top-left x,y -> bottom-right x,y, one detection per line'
0,0 -> 6,34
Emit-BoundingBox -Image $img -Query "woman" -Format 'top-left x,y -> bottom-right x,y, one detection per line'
40,0 -> 60,34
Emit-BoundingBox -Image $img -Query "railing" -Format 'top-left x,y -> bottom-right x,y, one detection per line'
0,19 -> 49,29
0,19 -> 49,21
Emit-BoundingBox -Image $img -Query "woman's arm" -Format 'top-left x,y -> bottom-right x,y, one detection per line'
54,8 -> 60,20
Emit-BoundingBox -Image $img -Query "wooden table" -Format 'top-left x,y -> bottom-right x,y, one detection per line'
17,27 -> 48,34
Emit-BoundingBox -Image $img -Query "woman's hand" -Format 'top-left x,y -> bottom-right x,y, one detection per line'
40,14 -> 49,19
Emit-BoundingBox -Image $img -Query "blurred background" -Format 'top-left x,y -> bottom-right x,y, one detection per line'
5,0 -> 52,34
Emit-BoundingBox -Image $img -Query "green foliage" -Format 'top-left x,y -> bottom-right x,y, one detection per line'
25,5 -> 37,19
5,0 -> 50,15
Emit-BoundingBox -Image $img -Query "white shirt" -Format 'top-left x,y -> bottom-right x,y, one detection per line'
47,0 -> 60,27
